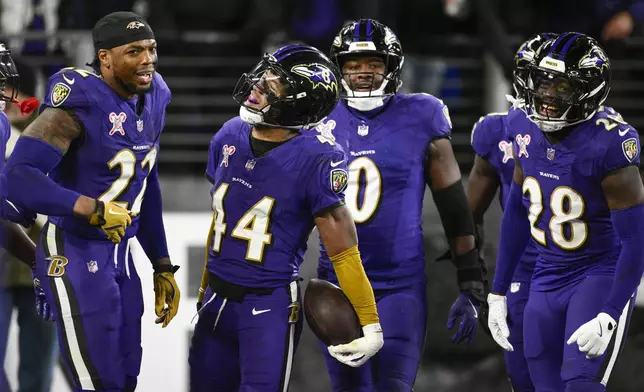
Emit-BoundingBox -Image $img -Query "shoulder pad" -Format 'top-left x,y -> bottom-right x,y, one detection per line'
401,93 -> 452,138
590,107 -> 635,141
593,110 -> 640,172
471,112 -> 507,158
152,72 -> 171,105
303,129 -> 345,154
43,67 -> 101,109
504,107 -> 528,139
216,117 -> 247,138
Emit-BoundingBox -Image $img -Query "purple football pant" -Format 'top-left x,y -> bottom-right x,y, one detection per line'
189,280 -> 302,392
319,283 -> 427,392
505,281 -> 534,391
36,222 -> 143,392
523,274 -> 635,392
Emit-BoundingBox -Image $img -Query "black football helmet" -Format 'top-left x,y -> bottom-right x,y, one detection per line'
513,32 -> 559,98
329,19 -> 403,100
0,42 -> 19,103
523,32 -> 611,132
233,44 -> 340,129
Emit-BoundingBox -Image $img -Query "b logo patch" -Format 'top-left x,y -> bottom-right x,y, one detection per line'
331,168 -> 348,193
288,302 -> 301,324
51,83 -> 71,107
622,138 -> 639,162
47,256 -> 69,277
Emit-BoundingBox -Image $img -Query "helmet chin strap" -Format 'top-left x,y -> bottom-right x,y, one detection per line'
343,79 -> 390,112
239,105 -> 271,126
527,106 -> 596,133
239,105 -> 315,130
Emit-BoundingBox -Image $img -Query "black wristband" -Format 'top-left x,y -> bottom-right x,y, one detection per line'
454,248 -> 482,273
153,264 -> 179,274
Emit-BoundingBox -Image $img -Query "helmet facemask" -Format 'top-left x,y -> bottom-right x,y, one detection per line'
233,56 -> 297,128
0,45 -> 19,103
337,52 -> 402,112
524,68 -> 606,133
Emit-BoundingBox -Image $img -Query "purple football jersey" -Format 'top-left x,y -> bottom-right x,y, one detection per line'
0,111 -> 10,171
40,68 -> 171,240
205,117 -> 348,288
505,105 -> 639,290
316,94 -> 451,289
471,112 -> 538,282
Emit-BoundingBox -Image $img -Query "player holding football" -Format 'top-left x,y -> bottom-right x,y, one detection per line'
488,33 -> 644,391
2,12 -> 180,392
315,19 -> 485,391
468,32 -> 557,391
189,44 -> 383,392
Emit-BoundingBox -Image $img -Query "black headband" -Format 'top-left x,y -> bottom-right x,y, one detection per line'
92,11 -> 155,51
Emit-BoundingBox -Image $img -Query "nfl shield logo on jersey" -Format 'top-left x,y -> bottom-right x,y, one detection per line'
245,159 -> 256,171
547,147 -> 555,161
136,119 -> 144,132
357,124 -> 369,136
87,260 -> 98,273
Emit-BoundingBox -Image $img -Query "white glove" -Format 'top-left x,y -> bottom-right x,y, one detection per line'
328,323 -> 384,367
487,293 -> 514,351
567,312 -> 617,359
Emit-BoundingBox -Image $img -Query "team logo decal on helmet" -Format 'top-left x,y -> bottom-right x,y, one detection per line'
578,46 -> 609,71
522,32 -> 612,133
291,64 -> 338,93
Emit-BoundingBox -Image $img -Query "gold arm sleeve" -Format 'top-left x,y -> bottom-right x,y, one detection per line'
330,245 -> 379,326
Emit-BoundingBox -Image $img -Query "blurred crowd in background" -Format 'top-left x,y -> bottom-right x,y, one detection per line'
3,0 -> 644,391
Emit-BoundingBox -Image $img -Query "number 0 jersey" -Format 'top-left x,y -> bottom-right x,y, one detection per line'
316,94 -> 452,289
205,117 -> 348,289
41,67 -> 171,240
505,106 -> 640,290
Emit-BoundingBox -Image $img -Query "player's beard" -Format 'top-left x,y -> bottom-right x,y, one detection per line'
115,74 -> 153,95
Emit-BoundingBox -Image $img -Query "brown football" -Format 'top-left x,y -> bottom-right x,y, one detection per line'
303,278 -> 362,346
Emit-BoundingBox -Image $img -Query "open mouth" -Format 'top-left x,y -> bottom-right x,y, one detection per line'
354,85 -> 373,92
538,103 -> 562,118
136,70 -> 154,84
246,90 -> 261,106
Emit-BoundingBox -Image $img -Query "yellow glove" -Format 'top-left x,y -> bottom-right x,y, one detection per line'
153,264 -> 181,328
88,201 -> 132,243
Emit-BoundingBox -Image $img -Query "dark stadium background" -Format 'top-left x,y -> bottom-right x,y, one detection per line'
3,0 -> 644,390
